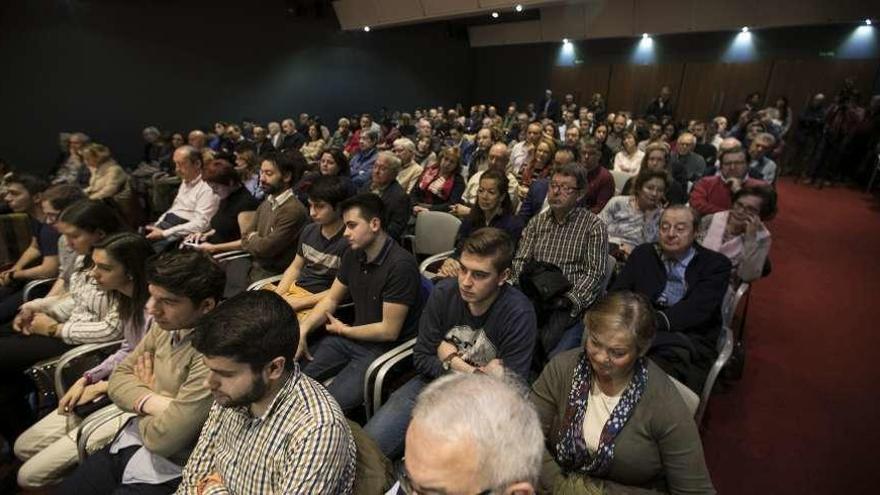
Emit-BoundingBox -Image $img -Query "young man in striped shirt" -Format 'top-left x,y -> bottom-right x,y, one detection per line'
178,291 -> 356,494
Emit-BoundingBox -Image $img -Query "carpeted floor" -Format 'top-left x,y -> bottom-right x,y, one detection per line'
702,178 -> 880,493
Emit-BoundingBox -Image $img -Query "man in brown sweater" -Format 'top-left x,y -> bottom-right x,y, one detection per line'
57,251 -> 225,495
241,150 -> 309,283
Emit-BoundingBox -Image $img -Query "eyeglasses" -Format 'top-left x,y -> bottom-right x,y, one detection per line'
549,182 -> 580,195
659,223 -> 691,235
732,201 -> 760,216
399,467 -> 492,495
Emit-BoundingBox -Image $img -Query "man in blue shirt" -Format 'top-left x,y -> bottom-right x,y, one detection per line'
612,205 -> 731,392
349,129 -> 379,189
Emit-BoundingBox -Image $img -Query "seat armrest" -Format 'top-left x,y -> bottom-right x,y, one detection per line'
363,338 -> 417,419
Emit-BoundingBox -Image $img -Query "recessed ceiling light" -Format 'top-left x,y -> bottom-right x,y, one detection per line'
866,19 -> 873,26
363,26 -> 370,32
491,11 -> 499,19
642,33 -> 649,39
515,4 -> 523,12
741,26 -> 749,33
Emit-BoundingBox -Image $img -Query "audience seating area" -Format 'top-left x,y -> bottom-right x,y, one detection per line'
1,79 -> 878,494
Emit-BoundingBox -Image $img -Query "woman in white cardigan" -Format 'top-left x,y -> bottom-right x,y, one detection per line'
612,131 -> 645,175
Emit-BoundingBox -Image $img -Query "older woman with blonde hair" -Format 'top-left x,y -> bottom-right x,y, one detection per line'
411,146 -> 465,214
531,290 -> 715,494
517,137 -> 556,199
81,144 -> 129,201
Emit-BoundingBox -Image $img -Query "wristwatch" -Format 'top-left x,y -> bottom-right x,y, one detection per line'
441,351 -> 460,372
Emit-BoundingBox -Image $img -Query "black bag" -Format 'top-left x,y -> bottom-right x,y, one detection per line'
518,260 -> 571,303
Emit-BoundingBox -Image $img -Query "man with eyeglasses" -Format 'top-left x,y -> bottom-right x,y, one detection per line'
690,144 -> 766,216
388,373 -> 543,495
511,163 -> 608,362
612,205 -> 731,392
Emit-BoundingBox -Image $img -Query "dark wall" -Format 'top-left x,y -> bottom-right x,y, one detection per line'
471,23 -> 880,117
0,0 -> 472,173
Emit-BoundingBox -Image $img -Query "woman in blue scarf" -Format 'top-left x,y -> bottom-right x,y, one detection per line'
530,291 -> 715,494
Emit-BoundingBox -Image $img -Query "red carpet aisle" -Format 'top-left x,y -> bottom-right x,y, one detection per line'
701,179 -> 880,493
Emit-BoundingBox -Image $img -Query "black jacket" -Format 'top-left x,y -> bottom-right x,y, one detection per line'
360,180 -> 410,242
612,242 -> 731,371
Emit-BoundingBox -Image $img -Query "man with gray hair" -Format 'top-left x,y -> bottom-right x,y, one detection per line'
612,204 -> 732,392
392,373 -> 543,495
391,137 -> 423,193
147,145 -> 220,251
350,128 -> 380,189
267,121 -> 282,149
513,163 -> 608,362
670,132 -> 707,185
359,151 -> 409,241
279,118 -> 305,152
747,132 -> 778,183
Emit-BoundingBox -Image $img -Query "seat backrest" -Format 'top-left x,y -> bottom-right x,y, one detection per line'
348,420 -> 394,495
669,375 -> 700,416
610,170 -> 631,195
413,211 -> 461,256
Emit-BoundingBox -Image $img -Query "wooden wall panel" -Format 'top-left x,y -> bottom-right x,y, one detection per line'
606,63 -> 685,115
676,61 -> 773,121
548,65 -> 611,106
765,59 -> 880,119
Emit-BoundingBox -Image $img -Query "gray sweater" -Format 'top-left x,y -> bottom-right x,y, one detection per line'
530,349 -> 716,495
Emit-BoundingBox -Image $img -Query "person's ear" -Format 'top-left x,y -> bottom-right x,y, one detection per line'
199,298 -> 217,314
369,216 -> 381,232
498,268 -> 511,287
265,357 -> 286,380
503,482 -> 536,495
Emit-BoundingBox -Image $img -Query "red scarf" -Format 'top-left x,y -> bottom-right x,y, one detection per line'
417,165 -> 455,201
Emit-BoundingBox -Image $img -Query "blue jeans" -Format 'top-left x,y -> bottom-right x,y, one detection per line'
363,375 -> 429,459
302,336 -> 389,412
549,321 -> 584,358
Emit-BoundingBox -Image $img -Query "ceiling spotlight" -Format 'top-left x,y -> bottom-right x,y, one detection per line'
363,26 -> 370,32
491,11 -> 499,19
641,33 -> 649,39
563,38 -> 570,44
866,19 -> 873,26
515,4 -> 523,12
741,26 -> 749,33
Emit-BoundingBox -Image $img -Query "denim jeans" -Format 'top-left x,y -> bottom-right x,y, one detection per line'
548,321 -> 585,359
363,375 -> 429,459
302,335 -> 389,413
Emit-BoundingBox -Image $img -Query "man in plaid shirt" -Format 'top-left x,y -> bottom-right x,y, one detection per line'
512,163 -> 608,361
177,291 -> 356,495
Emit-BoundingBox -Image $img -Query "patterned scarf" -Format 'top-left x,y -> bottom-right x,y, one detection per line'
555,353 -> 649,476
417,165 -> 454,201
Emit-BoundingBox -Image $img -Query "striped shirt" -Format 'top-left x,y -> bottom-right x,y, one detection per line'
176,367 -> 357,495
512,207 -> 608,313
45,255 -> 124,344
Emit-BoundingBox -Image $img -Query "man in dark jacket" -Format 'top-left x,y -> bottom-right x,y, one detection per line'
358,151 -> 409,242
612,205 -> 731,392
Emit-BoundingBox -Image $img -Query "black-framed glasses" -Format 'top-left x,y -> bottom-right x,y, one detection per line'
549,182 -> 581,195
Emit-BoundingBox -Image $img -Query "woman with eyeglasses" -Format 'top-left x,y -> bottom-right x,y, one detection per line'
530,291 -> 715,494
599,169 -> 668,263
697,184 -> 776,285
